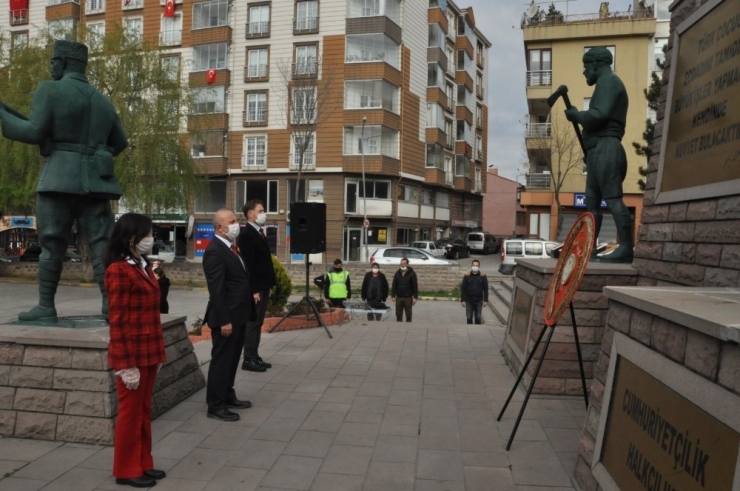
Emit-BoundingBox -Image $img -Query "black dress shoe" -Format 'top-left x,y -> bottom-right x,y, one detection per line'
144,469 -> 166,480
226,398 -> 252,409
207,408 -> 240,422
257,357 -> 272,369
115,475 -> 156,488
241,359 -> 266,372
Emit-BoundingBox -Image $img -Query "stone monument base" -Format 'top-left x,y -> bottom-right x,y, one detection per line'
0,314 -> 205,445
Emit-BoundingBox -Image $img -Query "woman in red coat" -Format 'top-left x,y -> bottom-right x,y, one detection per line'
105,213 -> 167,488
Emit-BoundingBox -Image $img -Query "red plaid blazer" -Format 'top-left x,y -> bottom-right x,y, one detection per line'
106,259 -> 166,371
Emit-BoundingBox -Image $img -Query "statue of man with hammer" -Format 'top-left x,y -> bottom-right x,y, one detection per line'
562,46 -> 632,263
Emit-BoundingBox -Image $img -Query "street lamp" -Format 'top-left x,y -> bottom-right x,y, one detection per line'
360,116 -> 368,262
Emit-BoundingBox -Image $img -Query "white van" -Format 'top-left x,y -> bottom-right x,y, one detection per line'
498,238 -> 560,275
467,232 -> 498,254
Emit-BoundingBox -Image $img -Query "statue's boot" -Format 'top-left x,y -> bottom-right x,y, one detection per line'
19,261 -> 61,322
594,211 -> 633,264
590,213 -> 603,258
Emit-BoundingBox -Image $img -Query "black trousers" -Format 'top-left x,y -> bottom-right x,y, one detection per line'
207,324 -> 246,411
243,290 -> 268,360
396,297 -> 413,322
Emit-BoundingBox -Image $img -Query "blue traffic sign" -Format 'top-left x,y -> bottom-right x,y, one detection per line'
574,194 -> 607,209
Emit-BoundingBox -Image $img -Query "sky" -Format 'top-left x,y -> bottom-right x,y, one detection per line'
467,0 -> 638,180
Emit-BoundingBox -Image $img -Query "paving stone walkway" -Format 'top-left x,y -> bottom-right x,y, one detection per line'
0,282 -> 585,490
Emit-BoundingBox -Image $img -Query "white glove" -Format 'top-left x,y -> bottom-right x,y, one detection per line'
157,362 -> 163,373
115,367 -> 141,390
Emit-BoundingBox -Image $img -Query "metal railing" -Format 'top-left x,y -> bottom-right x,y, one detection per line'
122,0 -> 142,9
526,172 -> 552,189
241,154 -> 266,170
159,30 -> 182,46
246,21 -> 269,37
293,16 -> 318,32
292,61 -> 317,77
531,10 -> 654,25
9,9 -> 27,24
244,64 -> 268,79
526,122 -> 551,138
242,109 -> 267,125
289,153 -> 315,170
526,70 -> 552,87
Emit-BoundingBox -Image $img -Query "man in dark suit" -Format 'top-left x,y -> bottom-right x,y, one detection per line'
202,209 -> 253,422
238,199 -> 276,372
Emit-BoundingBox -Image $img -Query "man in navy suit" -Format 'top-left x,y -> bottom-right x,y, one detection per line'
238,199 -> 276,372
202,209 -> 253,421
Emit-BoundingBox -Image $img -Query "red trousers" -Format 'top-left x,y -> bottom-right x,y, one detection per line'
113,365 -> 158,479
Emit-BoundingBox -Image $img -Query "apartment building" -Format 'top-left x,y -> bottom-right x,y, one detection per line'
2,0 -> 490,262
519,0 -> 663,242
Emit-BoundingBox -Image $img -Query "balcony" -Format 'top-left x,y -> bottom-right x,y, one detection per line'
244,64 -> 268,82
294,16 -> 318,34
526,172 -> 552,189
246,21 -> 269,38
122,0 -> 142,9
242,109 -> 267,127
292,62 -> 317,79
289,153 -> 315,170
526,70 -> 552,87
241,155 -> 266,171
525,123 -> 551,138
9,9 -> 27,24
159,30 -> 181,46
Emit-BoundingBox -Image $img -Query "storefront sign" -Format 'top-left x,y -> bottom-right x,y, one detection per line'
601,356 -> 739,491
656,0 -> 740,203
1,216 -> 35,232
573,194 -> 607,209
193,223 -> 214,258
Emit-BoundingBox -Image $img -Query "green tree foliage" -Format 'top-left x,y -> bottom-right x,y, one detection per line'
0,24 -> 201,216
633,71 -> 662,191
268,255 -> 293,312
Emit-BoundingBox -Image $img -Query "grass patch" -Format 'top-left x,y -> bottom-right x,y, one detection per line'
290,284 -> 460,298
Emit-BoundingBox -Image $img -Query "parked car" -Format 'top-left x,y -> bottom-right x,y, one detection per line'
435,238 -> 471,260
19,246 -> 82,263
467,232 -> 499,254
409,241 -> 446,258
370,247 -> 453,266
0,251 -> 20,263
498,238 -> 560,275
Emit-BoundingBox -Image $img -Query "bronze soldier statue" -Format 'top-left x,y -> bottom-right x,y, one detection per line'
564,47 -> 633,263
0,40 -> 128,322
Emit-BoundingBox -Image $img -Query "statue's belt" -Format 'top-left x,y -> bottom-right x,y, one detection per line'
51,142 -> 105,155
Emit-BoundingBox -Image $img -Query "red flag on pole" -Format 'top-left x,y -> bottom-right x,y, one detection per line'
164,0 -> 175,17
206,69 -> 217,84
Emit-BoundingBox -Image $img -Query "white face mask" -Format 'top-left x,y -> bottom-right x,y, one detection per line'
226,223 -> 240,241
135,237 -> 154,256
400,266 -> 407,271
371,268 -> 379,273
471,266 -> 479,273
255,213 -> 267,226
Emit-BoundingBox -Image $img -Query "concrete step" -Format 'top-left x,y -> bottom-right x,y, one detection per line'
488,280 -> 514,325
491,281 -> 513,308
501,278 -> 514,293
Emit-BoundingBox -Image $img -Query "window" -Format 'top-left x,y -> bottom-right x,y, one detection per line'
343,126 -> 399,158
475,134 -> 483,160
291,88 -> 315,123
190,130 -> 225,157
247,4 -> 270,36
48,19 -> 77,40
193,0 -> 228,29
476,72 -> 483,97
476,40 -> 484,67
86,22 -> 105,52
398,184 -> 418,203
291,134 -> 315,167
192,86 -> 225,114
245,92 -> 267,123
456,119 -> 464,141
160,13 -> 182,46
294,44 -> 317,75
455,154 -> 470,176
584,46 -> 615,71
457,84 -> 467,107
243,136 -> 267,168
475,104 -> 482,128
235,180 -> 278,213
344,80 -> 399,113
193,43 -> 227,71
161,56 -> 180,83
158,97 -> 179,127
195,179 -> 226,213
427,63 -> 444,88
247,48 -> 268,78
396,229 -> 416,245
345,34 -> 400,69
355,179 -> 390,199
446,46 -> 455,74
295,0 -> 318,31
525,242 -> 543,255
436,192 -> 449,208
428,23 -> 444,48
123,17 -> 143,41
527,49 -> 551,86
445,83 -> 454,108
421,189 -> 432,205
426,143 -> 443,169
11,31 -> 28,52
86,0 -> 105,14
426,103 -> 444,130
475,167 -> 482,191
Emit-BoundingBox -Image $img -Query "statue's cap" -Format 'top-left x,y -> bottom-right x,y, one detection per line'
52,40 -> 88,64
583,46 -> 612,66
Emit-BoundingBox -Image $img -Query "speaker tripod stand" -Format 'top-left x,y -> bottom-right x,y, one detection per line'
268,255 -> 332,339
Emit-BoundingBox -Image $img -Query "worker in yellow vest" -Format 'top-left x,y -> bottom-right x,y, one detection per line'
324,258 -> 351,308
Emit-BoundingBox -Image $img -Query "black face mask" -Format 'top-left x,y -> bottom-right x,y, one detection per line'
335,266 -> 342,271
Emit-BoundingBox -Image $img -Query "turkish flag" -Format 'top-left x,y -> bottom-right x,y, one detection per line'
206,69 -> 217,84
164,0 -> 175,17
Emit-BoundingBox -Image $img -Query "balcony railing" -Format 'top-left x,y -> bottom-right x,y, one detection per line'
525,10 -> 654,27
159,30 -> 182,46
243,109 -> 267,125
293,16 -> 318,33
476,86 -> 483,99
289,153 -> 315,170
122,0 -> 142,9
244,64 -> 268,79
526,70 -> 552,87
241,155 -> 266,170
9,9 -> 27,24
526,123 -> 551,138
292,62 -> 317,78
526,172 -> 552,189
85,0 -> 104,14
246,21 -> 269,38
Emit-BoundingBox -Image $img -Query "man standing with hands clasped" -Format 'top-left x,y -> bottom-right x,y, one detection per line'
202,209 -> 253,422
238,199 -> 275,373
391,258 -> 418,322
460,259 -> 488,325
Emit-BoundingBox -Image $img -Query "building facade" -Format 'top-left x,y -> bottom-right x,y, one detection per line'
519,0 -> 667,243
2,0 -> 490,262
482,167 -> 526,239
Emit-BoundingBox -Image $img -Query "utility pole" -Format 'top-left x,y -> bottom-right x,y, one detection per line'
360,116 -> 368,262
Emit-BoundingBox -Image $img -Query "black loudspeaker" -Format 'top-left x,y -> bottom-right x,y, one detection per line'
290,202 -> 326,254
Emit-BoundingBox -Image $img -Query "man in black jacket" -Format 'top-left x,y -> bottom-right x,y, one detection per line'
460,259 -> 488,325
238,199 -> 276,372
391,258 -> 418,322
361,264 -> 389,321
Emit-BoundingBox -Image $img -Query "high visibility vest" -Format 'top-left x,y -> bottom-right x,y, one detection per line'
327,270 -> 349,299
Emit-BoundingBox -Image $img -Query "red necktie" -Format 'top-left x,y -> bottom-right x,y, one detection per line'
230,244 -> 239,257
260,229 -> 266,239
